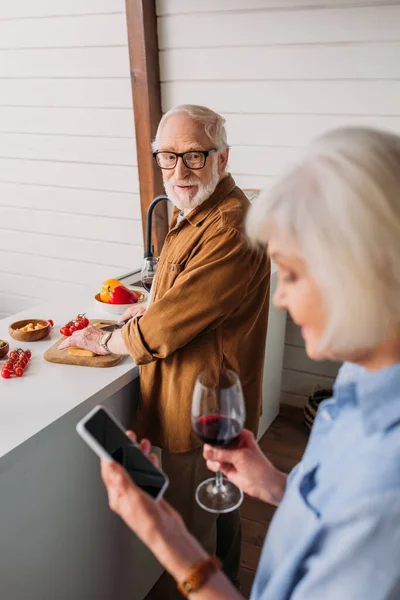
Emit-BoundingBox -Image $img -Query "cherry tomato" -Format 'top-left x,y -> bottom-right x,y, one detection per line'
60,327 -> 70,337
76,314 -> 84,322
69,325 -> 77,335
10,350 -> 19,360
14,366 -> 24,377
19,358 -> 28,368
75,322 -> 84,331
25,350 -> 32,359
48,319 -> 54,327
82,318 -> 89,327
1,369 -> 11,379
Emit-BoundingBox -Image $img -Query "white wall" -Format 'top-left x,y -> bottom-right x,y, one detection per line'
0,0 -> 142,318
157,0 -> 400,405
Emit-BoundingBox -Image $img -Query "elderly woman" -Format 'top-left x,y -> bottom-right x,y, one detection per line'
101,127 -> 400,599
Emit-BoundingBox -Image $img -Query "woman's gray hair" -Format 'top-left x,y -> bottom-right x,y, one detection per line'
247,127 -> 400,355
152,104 -> 228,152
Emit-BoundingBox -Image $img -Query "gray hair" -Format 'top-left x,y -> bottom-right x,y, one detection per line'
152,104 -> 228,152
247,127 -> 400,355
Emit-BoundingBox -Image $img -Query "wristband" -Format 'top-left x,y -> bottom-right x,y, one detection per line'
177,556 -> 221,597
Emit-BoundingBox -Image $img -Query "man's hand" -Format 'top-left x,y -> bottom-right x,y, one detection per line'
203,429 -> 287,506
59,325 -> 109,356
118,305 -> 146,322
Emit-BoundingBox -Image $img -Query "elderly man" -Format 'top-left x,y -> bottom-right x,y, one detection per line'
61,105 -> 270,594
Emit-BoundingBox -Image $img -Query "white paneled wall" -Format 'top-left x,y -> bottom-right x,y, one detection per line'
0,0 -> 141,318
157,0 -> 400,404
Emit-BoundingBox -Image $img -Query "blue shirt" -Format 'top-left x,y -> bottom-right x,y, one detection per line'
251,362 -> 400,600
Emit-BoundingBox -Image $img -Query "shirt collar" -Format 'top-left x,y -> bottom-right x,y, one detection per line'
170,174 -> 236,228
334,362 -> 400,435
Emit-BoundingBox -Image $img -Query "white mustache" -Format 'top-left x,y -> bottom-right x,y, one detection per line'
170,177 -> 199,187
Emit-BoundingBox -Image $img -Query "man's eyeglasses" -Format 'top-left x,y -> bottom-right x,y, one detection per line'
153,149 -> 218,170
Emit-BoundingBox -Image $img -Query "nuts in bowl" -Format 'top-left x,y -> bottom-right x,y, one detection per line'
9,319 -> 52,342
0,340 -> 9,359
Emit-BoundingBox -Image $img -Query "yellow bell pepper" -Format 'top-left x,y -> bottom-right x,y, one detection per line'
100,278 -> 123,303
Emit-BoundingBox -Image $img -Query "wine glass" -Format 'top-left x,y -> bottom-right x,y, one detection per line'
192,369 -> 246,513
141,257 -> 158,292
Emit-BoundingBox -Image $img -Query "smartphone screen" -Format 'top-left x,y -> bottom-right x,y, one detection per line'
83,409 -> 167,499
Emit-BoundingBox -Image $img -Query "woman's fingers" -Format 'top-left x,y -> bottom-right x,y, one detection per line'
237,429 -> 257,449
206,459 -> 234,477
148,453 -> 159,467
138,439 -> 159,467
124,432 -> 159,466
126,430 -> 137,443
139,438 -> 151,454
101,459 -> 126,493
206,459 -> 221,472
203,444 -> 238,465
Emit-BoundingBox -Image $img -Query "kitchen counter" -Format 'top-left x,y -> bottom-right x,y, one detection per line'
0,292 -> 138,460
0,289 -> 163,600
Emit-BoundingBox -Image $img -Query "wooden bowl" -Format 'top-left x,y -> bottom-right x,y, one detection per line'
9,319 -> 51,342
94,289 -> 147,315
0,340 -> 9,359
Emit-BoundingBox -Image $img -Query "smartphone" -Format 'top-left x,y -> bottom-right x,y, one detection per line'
76,406 -> 169,500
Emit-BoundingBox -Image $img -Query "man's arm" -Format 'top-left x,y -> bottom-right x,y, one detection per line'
120,226 -> 269,364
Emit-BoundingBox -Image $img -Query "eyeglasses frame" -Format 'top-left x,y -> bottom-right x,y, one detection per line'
153,148 -> 218,170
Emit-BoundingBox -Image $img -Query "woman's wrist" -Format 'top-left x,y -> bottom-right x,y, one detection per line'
152,523 -> 209,582
153,533 -> 242,600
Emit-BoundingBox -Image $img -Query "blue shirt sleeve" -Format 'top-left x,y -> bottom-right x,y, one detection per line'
289,493 -> 400,600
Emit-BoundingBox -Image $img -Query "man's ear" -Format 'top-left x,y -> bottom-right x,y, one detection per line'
218,147 -> 229,175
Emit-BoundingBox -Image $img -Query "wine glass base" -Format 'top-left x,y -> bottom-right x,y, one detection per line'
195,477 -> 243,514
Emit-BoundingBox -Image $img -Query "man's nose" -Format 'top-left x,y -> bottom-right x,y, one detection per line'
174,156 -> 191,179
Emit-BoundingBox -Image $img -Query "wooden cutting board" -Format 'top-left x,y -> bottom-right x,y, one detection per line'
43,319 -> 125,368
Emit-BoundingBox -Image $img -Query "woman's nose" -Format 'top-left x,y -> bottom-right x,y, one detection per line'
273,285 -> 286,310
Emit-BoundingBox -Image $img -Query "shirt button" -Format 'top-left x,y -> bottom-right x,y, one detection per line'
321,409 -> 332,421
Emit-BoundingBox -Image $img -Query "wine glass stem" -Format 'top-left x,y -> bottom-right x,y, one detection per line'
215,470 -> 223,489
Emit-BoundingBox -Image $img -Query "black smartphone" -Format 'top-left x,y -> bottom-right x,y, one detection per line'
76,406 -> 169,500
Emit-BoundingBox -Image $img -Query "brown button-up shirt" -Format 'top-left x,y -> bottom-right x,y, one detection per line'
122,175 -> 270,452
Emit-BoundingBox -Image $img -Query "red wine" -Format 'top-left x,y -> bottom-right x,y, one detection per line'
193,416 -> 242,447
141,277 -> 153,292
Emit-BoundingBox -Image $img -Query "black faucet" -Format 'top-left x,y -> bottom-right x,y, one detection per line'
144,195 -> 170,258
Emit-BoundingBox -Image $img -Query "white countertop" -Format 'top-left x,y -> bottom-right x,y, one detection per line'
0,293 -> 138,460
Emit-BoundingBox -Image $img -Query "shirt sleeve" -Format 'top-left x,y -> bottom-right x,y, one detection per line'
289,494 -> 400,600
121,226 -> 268,364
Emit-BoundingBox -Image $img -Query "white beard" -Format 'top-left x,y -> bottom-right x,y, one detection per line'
164,159 -> 220,213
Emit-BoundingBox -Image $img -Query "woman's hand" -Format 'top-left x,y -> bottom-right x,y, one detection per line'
59,325 -> 108,355
118,305 -> 146,322
101,432 -> 207,582
203,429 -> 287,506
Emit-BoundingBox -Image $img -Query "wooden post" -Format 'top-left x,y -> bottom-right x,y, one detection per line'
125,0 -> 169,256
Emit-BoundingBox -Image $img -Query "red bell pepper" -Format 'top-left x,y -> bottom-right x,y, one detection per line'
108,285 -> 138,305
